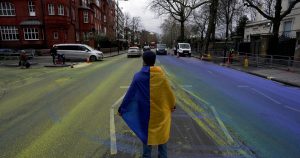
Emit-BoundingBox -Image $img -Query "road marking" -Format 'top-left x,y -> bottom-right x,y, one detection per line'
210,106 -> 234,144
251,88 -> 281,105
160,65 -> 170,76
207,70 -> 213,74
182,88 -> 210,105
120,86 -> 129,89
285,105 -> 300,113
237,85 -> 249,88
180,85 -> 193,88
110,95 -> 125,155
156,60 -> 161,64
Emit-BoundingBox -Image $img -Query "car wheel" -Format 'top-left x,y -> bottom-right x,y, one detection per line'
188,54 -> 191,57
90,55 -> 97,62
127,55 -> 130,58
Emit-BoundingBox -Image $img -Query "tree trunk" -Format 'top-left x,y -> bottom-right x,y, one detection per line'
180,20 -> 185,42
203,0 -> 219,54
225,22 -> 230,39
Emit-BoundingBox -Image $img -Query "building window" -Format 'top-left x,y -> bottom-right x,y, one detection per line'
283,21 -> 292,37
66,7 -> 69,17
104,15 -> 106,22
48,4 -> 55,15
0,2 -> 16,16
83,11 -> 89,23
53,32 -> 58,39
58,4 -> 64,16
0,26 -> 19,41
23,28 -> 39,40
72,7 -> 75,20
76,32 -> 80,41
28,0 -> 36,16
104,27 -> 107,35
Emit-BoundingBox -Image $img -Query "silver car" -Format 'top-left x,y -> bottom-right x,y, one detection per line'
127,47 -> 142,57
54,44 -> 104,61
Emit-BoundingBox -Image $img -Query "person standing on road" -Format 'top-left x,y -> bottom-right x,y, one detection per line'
50,46 -> 57,65
118,51 -> 176,158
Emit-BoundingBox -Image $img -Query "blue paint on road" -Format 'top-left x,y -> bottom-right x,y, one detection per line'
158,56 -> 300,158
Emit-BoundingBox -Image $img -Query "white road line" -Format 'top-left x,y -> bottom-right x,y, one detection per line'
207,70 -> 213,74
251,88 -> 281,105
210,106 -> 234,144
120,86 -> 129,89
157,60 -> 161,64
285,106 -> 300,113
237,85 -> 249,88
180,85 -> 193,88
110,95 -> 125,155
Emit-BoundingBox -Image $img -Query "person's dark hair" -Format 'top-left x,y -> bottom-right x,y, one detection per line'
143,50 -> 156,66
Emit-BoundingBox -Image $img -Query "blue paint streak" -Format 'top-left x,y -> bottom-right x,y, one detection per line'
158,56 -> 300,158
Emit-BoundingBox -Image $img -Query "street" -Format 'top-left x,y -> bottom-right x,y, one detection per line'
0,54 -> 300,158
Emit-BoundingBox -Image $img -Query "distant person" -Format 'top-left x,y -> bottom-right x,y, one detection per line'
19,50 -> 29,68
50,46 -> 57,65
118,51 -> 176,158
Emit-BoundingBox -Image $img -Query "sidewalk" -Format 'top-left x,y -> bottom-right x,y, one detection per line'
0,50 -> 127,68
229,65 -> 300,87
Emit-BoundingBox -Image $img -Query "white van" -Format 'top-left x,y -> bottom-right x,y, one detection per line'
54,44 -> 104,61
175,43 -> 191,57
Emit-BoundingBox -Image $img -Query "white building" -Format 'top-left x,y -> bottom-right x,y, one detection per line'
115,2 -> 124,40
244,0 -> 300,42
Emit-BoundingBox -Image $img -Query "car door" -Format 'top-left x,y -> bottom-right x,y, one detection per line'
74,46 -> 88,60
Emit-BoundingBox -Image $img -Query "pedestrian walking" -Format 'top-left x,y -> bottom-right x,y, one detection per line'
50,46 -> 57,65
118,50 -> 176,158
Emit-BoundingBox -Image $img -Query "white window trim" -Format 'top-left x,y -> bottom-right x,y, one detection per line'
23,28 -> 39,40
58,4 -> 64,16
28,0 -> 36,16
0,2 -> 16,16
83,11 -> 89,23
48,4 -> 55,15
0,26 -> 19,41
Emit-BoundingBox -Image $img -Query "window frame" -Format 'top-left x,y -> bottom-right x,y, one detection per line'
0,2 -> 16,16
83,11 -> 89,23
28,0 -> 36,16
48,4 -> 55,15
0,26 -> 19,41
53,32 -> 59,39
23,28 -> 39,40
58,4 -> 64,16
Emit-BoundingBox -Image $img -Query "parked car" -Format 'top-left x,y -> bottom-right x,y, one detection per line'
53,44 -> 104,61
174,43 -> 191,57
156,44 -> 167,55
128,47 -> 142,57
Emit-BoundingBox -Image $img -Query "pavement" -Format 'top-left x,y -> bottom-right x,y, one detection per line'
0,50 -> 127,68
190,53 -> 300,88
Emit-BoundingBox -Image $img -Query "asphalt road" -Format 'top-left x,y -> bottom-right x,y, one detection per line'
158,55 -> 300,158
0,53 -> 298,158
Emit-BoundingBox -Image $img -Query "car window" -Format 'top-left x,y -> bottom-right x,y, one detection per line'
179,44 -> 190,49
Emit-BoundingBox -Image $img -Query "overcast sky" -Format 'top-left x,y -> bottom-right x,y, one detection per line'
119,0 -> 165,34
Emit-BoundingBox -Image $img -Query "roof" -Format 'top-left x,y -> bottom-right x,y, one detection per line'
20,19 -> 42,26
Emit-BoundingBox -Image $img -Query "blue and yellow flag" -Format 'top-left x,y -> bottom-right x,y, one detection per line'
118,66 -> 176,145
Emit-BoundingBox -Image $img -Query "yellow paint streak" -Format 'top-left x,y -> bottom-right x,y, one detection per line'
16,58 -> 137,158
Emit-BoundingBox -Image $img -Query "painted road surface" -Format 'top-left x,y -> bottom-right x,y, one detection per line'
0,53 -> 298,158
0,54 -> 253,158
157,55 -> 300,158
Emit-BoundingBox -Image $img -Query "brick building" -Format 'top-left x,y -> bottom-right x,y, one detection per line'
0,0 -> 117,49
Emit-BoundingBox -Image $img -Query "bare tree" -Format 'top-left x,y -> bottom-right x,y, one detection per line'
130,17 -> 142,44
160,17 -> 180,47
244,0 -> 300,42
219,0 -> 244,39
149,0 -> 209,42
192,5 -> 210,40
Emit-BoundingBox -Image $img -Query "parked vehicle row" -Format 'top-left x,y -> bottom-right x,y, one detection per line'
0,48 -> 35,59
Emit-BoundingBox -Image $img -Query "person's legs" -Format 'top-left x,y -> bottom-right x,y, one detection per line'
158,143 -> 167,158
52,55 -> 56,64
143,144 -> 152,158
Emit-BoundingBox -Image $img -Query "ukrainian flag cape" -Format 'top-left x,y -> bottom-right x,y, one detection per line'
118,66 -> 175,145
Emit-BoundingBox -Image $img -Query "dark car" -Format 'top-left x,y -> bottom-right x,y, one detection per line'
156,44 -> 167,55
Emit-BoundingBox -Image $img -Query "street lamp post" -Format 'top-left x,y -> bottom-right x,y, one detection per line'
116,0 -> 128,55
